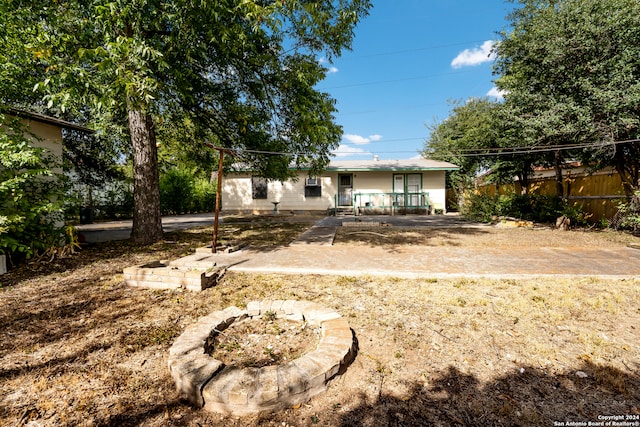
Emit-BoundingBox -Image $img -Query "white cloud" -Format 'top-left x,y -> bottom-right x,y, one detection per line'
343,134 -> 383,145
331,144 -> 370,157
451,40 -> 497,69
319,57 -> 339,74
486,86 -> 507,100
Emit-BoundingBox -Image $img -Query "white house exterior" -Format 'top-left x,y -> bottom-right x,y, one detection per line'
3,107 -> 94,167
222,158 -> 459,215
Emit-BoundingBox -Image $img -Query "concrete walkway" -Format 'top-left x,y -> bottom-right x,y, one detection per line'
202,215 -> 640,279
76,213 -> 217,243
81,213 -> 640,279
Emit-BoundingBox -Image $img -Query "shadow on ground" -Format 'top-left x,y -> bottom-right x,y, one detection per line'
329,362 -> 640,427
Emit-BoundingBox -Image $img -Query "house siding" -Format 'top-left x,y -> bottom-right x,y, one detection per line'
23,119 -> 64,161
222,169 -> 450,214
222,173 -> 336,212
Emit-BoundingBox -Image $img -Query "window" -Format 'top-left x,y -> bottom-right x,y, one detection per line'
251,176 -> 267,199
305,177 -> 322,197
306,177 -> 320,186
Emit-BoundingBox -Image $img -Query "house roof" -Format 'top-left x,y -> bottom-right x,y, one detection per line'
231,157 -> 459,173
326,158 -> 459,172
4,107 -> 95,133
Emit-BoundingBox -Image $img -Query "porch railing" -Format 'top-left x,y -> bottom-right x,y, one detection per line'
332,192 -> 431,215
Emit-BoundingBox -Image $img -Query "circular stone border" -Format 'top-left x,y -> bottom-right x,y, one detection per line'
168,300 -> 357,416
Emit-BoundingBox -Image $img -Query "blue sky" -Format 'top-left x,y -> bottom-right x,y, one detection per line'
318,0 -> 515,160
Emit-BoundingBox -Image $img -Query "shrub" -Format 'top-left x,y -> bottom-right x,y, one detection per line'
159,167 -> 216,215
0,116 -> 66,265
462,189 -> 588,225
192,177 -> 216,212
460,191 -> 500,222
611,191 -> 640,232
160,167 -> 195,215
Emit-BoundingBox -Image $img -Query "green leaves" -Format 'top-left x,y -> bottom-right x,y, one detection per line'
1,0 -> 371,243
494,0 -> 640,194
0,115 -> 65,262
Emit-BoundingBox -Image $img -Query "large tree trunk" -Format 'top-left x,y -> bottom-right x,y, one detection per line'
128,108 -> 163,244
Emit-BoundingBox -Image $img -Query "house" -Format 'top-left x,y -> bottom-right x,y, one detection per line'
222,157 -> 459,215
2,107 -> 94,168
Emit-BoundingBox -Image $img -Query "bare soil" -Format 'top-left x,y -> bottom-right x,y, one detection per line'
206,316 -> 320,369
1,217 -> 639,426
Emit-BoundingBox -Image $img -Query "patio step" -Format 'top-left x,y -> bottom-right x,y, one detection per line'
334,207 -> 355,216
123,260 -> 225,292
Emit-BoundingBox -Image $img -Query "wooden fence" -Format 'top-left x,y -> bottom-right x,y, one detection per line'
476,170 -> 628,223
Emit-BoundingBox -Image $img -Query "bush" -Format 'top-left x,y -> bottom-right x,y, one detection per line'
159,167 -> 216,215
192,177 -> 216,212
460,191 -> 502,222
611,191 -> 640,232
461,189 -> 587,225
160,167 -> 195,215
0,116 -> 66,264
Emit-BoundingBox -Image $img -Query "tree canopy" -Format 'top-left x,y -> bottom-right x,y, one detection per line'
1,0 -> 371,243
426,0 -> 640,204
495,0 -> 640,195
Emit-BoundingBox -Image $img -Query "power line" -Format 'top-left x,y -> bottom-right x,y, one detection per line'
204,138 -> 639,158
348,40 -> 489,59
426,138 -> 640,158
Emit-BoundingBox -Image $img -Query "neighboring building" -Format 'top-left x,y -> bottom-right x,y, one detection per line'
222,157 -> 459,215
3,107 -> 94,164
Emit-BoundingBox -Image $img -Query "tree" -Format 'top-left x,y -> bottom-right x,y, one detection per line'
495,0 -> 640,197
2,0 -> 371,244
423,98 -> 531,198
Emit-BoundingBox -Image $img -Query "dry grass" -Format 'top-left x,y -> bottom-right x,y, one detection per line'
335,225 -> 640,248
1,218 -> 639,426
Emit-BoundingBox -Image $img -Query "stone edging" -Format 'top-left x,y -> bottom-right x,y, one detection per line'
168,300 -> 357,416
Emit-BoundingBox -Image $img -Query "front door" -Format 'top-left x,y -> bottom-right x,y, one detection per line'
338,174 -> 353,206
393,174 -> 405,206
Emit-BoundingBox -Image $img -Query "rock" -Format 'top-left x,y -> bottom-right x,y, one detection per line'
556,215 -> 571,231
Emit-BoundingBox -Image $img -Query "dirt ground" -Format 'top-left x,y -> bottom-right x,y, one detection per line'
1,218 -> 639,426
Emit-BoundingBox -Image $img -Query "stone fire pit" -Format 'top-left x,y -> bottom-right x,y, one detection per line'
168,300 -> 357,416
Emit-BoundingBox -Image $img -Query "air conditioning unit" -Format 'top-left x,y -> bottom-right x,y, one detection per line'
305,177 -> 320,186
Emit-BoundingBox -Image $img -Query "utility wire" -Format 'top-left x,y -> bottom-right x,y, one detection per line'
426,138 -> 640,158
205,137 -> 639,158
349,40 -> 489,59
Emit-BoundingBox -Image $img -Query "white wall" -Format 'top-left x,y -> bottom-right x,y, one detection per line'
422,171 -> 447,211
222,170 -> 449,213
222,172 -> 335,212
